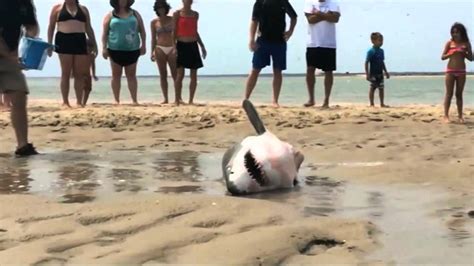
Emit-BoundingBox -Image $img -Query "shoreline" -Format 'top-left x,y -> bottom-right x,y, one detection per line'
24,73 -> 474,79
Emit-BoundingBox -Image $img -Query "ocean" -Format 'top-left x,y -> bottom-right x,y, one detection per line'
27,75 -> 473,106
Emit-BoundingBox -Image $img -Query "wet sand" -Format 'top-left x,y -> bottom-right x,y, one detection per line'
0,102 -> 473,264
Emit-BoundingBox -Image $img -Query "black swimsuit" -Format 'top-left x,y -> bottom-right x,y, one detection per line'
54,4 -> 88,55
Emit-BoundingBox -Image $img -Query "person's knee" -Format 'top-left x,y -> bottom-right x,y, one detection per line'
455,91 -> 463,99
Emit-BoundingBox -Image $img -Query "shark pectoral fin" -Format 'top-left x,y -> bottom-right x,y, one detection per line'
242,99 -> 266,135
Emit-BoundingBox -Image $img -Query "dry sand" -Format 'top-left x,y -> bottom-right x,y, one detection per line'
0,102 -> 473,265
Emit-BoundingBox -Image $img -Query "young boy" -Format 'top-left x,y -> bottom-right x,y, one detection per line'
365,32 -> 390,107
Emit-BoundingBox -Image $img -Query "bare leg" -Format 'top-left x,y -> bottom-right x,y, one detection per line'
175,67 -> 185,105
73,54 -> 91,107
455,75 -> 466,123
156,47 -> 169,104
244,68 -> 261,100
189,69 -> 198,104
379,88 -> 389,107
272,67 -> 282,107
58,54 -> 74,107
369,87 -> 375,107
443,74 -> 455,123
110,61 -> 123,105
304,66 -> 316,107
124,63 -> 138,105
168,51 -> 178,104
9,91 -> 28,148
322,71 -> 333,108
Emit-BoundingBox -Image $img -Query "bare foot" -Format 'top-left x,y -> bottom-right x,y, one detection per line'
62,103 -> 72,108
458,117 -> 465,124
303,101 -> 315,107
321,104 -> 330,109
160,100 -> 169,104
369,104 -> 375,108
443,116 -> 451,123
272,102 -> 280,108
381,104 -> 390,108
132,102 -> 139,106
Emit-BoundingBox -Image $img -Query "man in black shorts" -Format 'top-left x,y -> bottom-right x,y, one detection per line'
0,0 -> 39,156
303,0 -> 341,108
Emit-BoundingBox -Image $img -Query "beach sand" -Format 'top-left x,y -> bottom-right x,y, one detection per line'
0,102 -> 473,264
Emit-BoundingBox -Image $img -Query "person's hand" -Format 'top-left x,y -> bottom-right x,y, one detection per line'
284,30 -> 293,42
151,50 -> 156,62
47,47 -> 53,57
140,46 -> 146,56
92,46 -> 98,58
385,72 -> 390,79
249,40 -> 258,52
102,49 -> 109,60
366,74 -> 370,81
201,46 -> 207,59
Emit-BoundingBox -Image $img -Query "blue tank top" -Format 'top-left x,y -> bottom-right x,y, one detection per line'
107,11 -> 140,51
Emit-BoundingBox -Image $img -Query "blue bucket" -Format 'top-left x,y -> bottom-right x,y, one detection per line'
19,38 -> 54,70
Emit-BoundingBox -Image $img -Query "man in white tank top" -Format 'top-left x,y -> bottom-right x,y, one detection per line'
303,0 -> 340,108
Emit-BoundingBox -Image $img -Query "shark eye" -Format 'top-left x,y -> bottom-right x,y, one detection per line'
244,151 -> 266,186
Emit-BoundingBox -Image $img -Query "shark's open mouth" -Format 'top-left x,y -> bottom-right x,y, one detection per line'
244,151 -> 266,186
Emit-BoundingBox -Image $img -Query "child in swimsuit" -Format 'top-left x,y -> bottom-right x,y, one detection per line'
365,32 -> 390,108
441,22 -> 473,123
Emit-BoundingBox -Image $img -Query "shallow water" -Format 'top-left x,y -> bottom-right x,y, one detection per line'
0,150 -> 472,264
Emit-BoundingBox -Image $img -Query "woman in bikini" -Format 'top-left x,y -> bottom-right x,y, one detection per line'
102,0 -> 146,105
151,0 -> 177,104
441,22 -> 473,123
48,0 -> 97,108
172,0 -> 207,106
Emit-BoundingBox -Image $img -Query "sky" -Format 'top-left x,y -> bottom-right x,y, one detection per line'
27,0 -> 474,77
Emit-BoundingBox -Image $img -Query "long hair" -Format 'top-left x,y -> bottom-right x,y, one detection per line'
451,22 -> 470,43
109,0 -> 135,12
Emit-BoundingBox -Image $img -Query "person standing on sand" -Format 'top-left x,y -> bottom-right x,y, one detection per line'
47,0 -> 98,108
172,0 -> 207,106
365,32 -> 390,108
102,0 -> 146,106
0,0 -> 39,156
244,0 -> 297,108
441,22 -> 472,124
151,0 -> 177,104
303,0 -> 340,109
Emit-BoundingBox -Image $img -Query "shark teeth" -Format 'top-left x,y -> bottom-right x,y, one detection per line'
244,151 -> 266,186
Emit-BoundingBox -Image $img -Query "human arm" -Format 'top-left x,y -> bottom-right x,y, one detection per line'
47,5 -> 59,56
171,11 -> 179,47
441,41 -> 452,60
249,20 -> 258,52
150,19 -> 156,61
364,61 -> 370,80
135,11 -> 147,56
284,1 -> 297,41
197,33 -> 206,59
101,12 -> 112,59
324,11 -> 340,23
383,62 -> 390,79
306,12 -> 326,24
466,42 -> 473,61
82,6 -> 97,56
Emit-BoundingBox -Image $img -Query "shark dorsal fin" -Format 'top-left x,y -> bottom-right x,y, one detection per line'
242,100 -> 266,135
